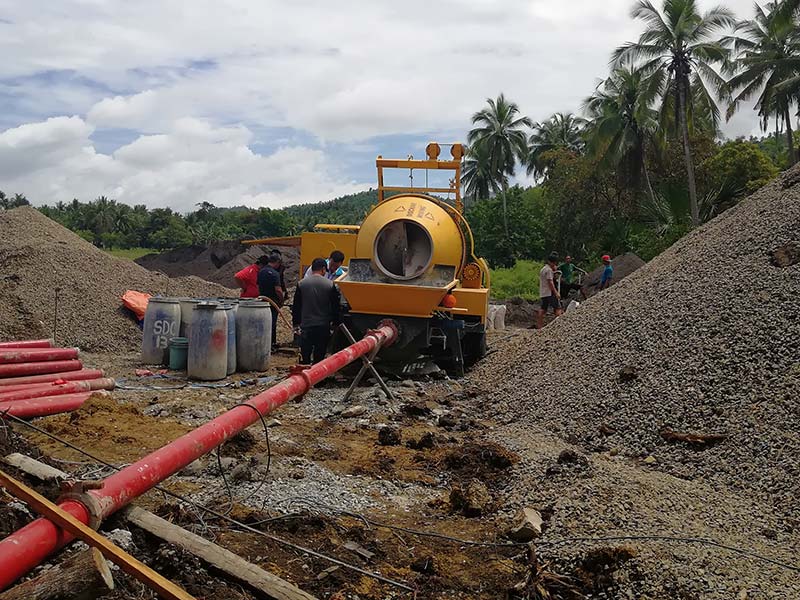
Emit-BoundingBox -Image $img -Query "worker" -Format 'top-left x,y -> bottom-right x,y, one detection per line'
270,247 -> 289,300
537,252 -> 562,329
557,255 -> 584,300
292,257 -> 341,364
304,250 -> 345,280
257,253 -> 284,350
234,255 -> 270,298
599,254 -> 613,290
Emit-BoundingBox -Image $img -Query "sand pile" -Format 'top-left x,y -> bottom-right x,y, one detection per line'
0,207 -> 237,352
477,169 -> 800,513
137,242 -> 300,289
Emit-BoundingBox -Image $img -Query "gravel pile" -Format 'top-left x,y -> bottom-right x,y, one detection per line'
477,169 -> 800,513
0,207 -> 236,352
137,241 -> 300,289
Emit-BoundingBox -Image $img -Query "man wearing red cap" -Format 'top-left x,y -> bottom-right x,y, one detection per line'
599,255 -> 613,290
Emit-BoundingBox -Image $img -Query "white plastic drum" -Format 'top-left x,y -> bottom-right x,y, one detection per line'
236,300 -> 272,371
141,298 -> 181,365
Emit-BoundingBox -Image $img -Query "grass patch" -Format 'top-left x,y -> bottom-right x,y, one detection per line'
104,247 -> 155,260
490,260 -> 543,301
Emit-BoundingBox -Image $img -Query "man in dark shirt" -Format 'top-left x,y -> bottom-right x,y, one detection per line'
257,253 -> 284,350
292,257 -> 341,364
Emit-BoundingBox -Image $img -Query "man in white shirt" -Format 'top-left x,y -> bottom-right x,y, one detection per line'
537,252 -> 562,329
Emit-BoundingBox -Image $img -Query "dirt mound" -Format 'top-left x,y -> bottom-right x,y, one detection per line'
138,241 -> 301,290
477,169 -> 800,513
0,207 -> 236,352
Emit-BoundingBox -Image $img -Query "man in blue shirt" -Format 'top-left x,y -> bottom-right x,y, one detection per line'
599,254 -> 613,290
304,250 -> 345,280
257,253 -> 284,350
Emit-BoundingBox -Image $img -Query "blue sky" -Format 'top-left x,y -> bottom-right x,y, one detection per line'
0,0 -> 760,212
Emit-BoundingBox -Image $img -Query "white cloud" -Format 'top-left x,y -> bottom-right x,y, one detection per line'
0,117 -> 367,211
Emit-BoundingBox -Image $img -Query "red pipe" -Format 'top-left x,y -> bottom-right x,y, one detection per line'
0,322 -> 397,590
0,391 -> 104,419
0,369 -> 105,388
0,379 -> 115,403
0,339 -> 54,349
0,360 -> 83,379
0,348 -> 79,365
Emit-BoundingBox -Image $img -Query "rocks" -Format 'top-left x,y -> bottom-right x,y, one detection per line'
557,449 -> 590,468
769,241 -> 800,267
377,426 -> 401,446
507,507 -> 543,542
406,432 -> 436,450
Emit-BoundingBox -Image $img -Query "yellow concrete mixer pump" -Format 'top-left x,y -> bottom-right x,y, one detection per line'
254,143 -> 491,376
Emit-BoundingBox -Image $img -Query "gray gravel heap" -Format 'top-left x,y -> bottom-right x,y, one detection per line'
0,207 -> 237,351
477,169 -> 800,514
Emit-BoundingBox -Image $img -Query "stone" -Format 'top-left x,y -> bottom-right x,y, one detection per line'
507,507 -> 544,542
643,455 -> 657,465
450,479 -> 492,517
378,426 -> 401,446
340,405 -> 367,418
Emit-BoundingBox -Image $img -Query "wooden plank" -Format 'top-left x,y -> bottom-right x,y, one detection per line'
3,453 -> 65,481
0,469 -> 196,600
125,506 -> 318,600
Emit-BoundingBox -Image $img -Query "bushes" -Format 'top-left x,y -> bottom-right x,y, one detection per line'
490,260 -> 544,300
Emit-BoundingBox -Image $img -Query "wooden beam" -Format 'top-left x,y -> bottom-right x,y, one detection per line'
3,453 -> 64,481
0,469 -> 196,600
0,548 -> 114,600
126,506 -> 318,600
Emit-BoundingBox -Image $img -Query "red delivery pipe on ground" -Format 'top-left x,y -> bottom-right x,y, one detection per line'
0,348 -> 79,365
0,379 -> 115,403
0,377 -> 114,395
0,391 -> 104,419
0,360 -> 83,379
0,321 -> 398,590
0,339 -> 54,349
0,369 -> 105,387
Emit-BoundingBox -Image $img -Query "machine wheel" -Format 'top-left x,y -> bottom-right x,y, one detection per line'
462,331 -> 487,366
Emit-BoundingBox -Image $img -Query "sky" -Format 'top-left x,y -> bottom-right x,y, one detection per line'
0,0 -> 762,212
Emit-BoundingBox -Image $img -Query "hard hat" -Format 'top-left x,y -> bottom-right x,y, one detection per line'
602,254 -> 611,262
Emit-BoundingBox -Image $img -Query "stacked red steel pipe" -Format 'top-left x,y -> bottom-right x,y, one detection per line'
0,339 -> 113,420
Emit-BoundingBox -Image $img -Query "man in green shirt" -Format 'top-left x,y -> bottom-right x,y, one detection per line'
557,255 -> 583,299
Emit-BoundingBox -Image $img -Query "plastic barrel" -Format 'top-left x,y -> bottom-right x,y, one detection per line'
187,303 -> 228,381
168,337 -> 189,370
236,301 -> 272,372
178,298 -> 200,338
221,305 -> 237,375
141,298 -> 181,365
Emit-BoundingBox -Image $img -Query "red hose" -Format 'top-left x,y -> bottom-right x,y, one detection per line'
0,369 -> 105,388
0,340 -> 54,349
0,348 -> 79,365
0,322 -> 397,590
0,360 -> 83,379
0,379 -> 115,403
0,391 -> 103,419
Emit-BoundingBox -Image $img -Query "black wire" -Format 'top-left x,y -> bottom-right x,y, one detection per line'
1,410 -> 414,592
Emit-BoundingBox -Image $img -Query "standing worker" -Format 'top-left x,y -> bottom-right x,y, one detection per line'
257,253 -> 284,351
304,250 -> 345,280
537,252 -> 562,329
557,255 -> 585,300
234,255 -> 270,298
599,254 -> 614,290
293,257 -> 341,364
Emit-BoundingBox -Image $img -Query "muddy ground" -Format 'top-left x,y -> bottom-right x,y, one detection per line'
1,328 -> 797,599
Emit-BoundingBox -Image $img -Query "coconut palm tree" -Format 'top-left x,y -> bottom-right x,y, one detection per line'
467,94 -> 532,235
725,1 -> 800,166
527,112 -> 586,181
461,142 -> 501,206
614,0 -> 735,227
584,65 -> 663,202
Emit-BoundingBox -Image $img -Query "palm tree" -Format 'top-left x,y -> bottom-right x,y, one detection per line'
614,0 -> 735,227
725,1 -> 800,166
527,113 -> 586,181
467,94 -> 532,235
461,142 -> 501,206
584,65 -> 662,202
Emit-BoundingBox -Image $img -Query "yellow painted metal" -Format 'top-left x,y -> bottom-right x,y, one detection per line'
313,224 -> 361,232
452,288 -> 490,323
337,278 -> 457,319
241,235 -> 301,247
355,194 -> 466,276
299,231 -> 357,278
